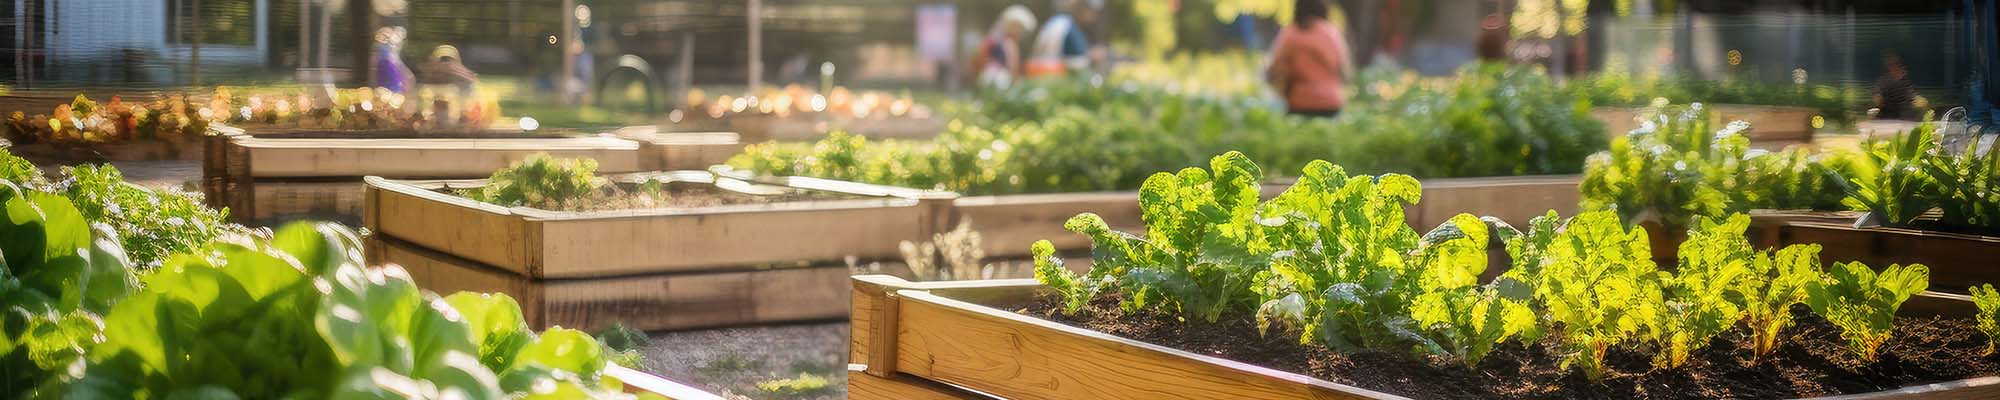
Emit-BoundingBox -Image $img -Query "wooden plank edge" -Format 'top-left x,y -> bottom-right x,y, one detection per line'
605,365 -> 725,400
894,288 -> 1405,400
886,277 -> 1978,400
847,364 -> 996,400
1803,376 -> 2000,400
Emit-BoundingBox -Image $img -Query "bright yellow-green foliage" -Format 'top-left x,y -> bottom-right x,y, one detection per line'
1254,160 -> 1422,351
1805,262 -> 1930,362
1745,243 -> 1822,361
1844,121 -> 1941,226
1926,135 -> 2000,229
470,153 -> 603,209
1970,284 -> 2000,355
1,151 -> 232,269
1656,215 -> 1756,368
1038,152 -> 1945,381
1505,210 -> 1663,380
1407,214 -> 1537,367
1580,104 -> 1852,228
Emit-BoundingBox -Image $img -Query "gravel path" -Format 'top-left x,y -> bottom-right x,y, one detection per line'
641,323 -> 850,400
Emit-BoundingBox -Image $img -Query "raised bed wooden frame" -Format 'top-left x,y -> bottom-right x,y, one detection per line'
848,275 -> 1994,400
1750,216 -> 2000,294
1593,104 -> 1818,144
364,169 -> 958,278
202,125 -> 736,225
366,236 -> 850,332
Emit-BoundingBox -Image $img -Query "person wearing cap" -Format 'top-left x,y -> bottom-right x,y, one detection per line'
1027,0 -> 1102,77
417,45 -> 481,126
975,5 -> 1038,87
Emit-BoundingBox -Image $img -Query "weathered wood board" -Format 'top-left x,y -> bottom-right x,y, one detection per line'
1593,104 -> 1817,143
366,172 -> 957,278
231,135 -> 643,178
1760,221 -> 2000,294
612,126 -> 746,171
369,236 -> 851,332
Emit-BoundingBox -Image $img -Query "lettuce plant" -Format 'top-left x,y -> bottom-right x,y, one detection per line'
471,153 -> 603,209
58,164 -> 230,268
1579,104 -> 1737,229
1804,261 -> 1930,362
1744,244 -> 1822,361
0,182 -> 137,398
70,223 -> 639,399
1504,210 -> 1664,380
1656,215 -> 1756,368
1254,161 -> 1422,350
1972,284 -> 2000,355
1406,214 -> 1536,367
1037,152 -> 1272,322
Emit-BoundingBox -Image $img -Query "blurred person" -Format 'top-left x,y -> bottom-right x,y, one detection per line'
1027,0 -> 1102,77
374,27 -> 416,93
1266,0 -> 1352,118
974,5 -> 1038,87
417,45 -> 481,126
1873,52 -> 1918,120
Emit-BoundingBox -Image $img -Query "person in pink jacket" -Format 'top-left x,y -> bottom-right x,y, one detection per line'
1266,0 -> 1353,118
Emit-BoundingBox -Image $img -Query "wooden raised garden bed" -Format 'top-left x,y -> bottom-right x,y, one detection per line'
1594,104 -> 1816,144
363,169 -> 955,330
610,126 -> 746,171
364,169 -> 957,277
678,114 -> 948,143
961,175 -> 1580,258
366,236 -> 850,332
1750,217 -> 2000,294
202,125 -> 651,224
847,275 -> 1996,400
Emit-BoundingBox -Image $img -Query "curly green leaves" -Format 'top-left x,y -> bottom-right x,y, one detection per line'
1506,210 -> 1661,380
1745,244 -> 1820,361
1805,262 -> 1930,362
1974,284 -> 2000,355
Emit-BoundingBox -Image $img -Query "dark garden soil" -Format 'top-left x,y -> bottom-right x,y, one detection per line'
1022,295 -> 2000,400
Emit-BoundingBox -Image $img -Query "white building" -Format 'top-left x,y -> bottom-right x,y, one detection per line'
9,0 -> 269,85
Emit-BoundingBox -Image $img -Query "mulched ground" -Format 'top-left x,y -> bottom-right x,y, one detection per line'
642,323 -> 850,400
1023,295 -> 2000,400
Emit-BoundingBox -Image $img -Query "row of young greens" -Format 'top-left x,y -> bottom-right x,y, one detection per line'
462,153 -> 606,209
1567,72 -> 1865,127
1581,105 -> 2000,234
1031,152 -> 1978,381
729,63 -> 1607,196
1,149 -> 234,269
2,165 -> 656,398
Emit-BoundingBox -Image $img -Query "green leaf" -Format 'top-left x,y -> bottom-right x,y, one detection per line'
507,328 -> 607,380
444,292 -> 529,351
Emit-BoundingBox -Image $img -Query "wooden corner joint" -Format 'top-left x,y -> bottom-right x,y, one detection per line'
853,275 -> 917,378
